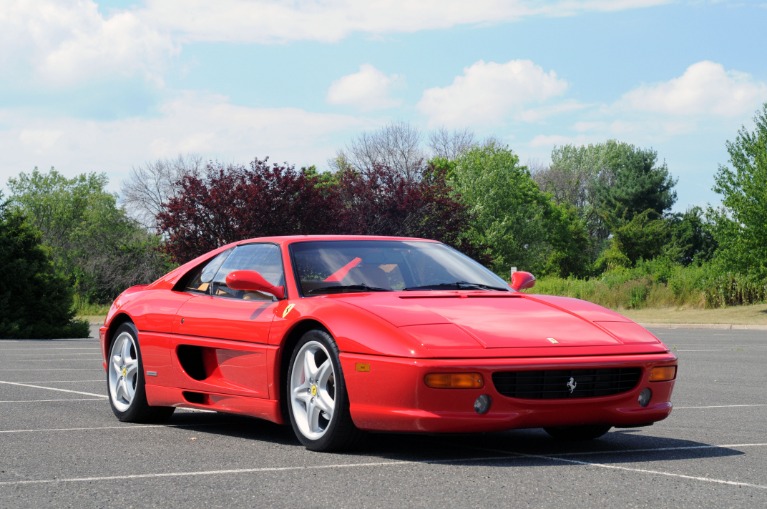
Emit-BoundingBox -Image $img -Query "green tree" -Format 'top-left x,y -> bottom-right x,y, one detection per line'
665,207 -> 716,266
0,194 -> 89,339
598,210 -> 670,270
543,202 -> 592,277
537,140 -> 677,268
711,103 -> 767,277
591,140 -> 677,231
7,168 -> 168,303
534,144 -> 610,265
535,144 -> 602,213
450,143 -> 589,277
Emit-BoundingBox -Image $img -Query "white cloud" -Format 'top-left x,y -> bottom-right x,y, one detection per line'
529,133 -> 594,148
417,60 -> 569,128
516,100 -> 588,123
1,0 -> 672,89
140,0 -> 670,44
618,61 -> 767,118
527,61 -> 767,157
326,64 -> 402,111
1,0 -> 176,87
0,93 -> 369,190
538,0 -> 669,16
518,60 -> 765,214
18,129 -> 65,153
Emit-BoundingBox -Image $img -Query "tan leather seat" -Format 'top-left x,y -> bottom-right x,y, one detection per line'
346,264 -> 390,289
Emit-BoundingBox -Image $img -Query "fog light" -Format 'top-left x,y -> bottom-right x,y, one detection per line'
638,388 -> 652,407
474,394 -> 491,414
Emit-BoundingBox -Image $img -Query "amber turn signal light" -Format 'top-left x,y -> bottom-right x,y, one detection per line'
649,366 -> 677,382
424,373 -> 484,389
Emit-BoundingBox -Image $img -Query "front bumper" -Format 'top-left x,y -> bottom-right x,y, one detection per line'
341,352 -> 677,433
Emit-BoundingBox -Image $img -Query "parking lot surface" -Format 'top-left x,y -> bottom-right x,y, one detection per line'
1,327 -> 765,508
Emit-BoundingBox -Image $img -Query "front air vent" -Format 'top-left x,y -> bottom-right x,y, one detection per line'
177,345 -> 212,381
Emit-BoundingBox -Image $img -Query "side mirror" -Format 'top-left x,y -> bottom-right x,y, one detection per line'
226,270 -> 285,300
510,271 -> 536,291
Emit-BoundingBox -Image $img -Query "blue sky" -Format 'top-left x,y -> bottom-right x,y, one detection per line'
2,0 -> 766,212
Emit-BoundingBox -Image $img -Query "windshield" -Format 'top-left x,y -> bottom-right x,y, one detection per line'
290,240 -> 510,295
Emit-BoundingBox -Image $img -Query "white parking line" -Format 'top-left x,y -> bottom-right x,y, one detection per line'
0,359 -> 102,363
525,450 -> 767,490
0,348 -> 98,352
0,380 -> 106,398
0,398 -> 105,403
465,443 -> 767,491
0,460 -> 416,486
675,404 -> 767,409
2,354 -> 101,360
523,452 -> 766,490
0,369 -> 98,371
551,442 -> 767,457
0,419 -> 218,434
0,424 -> 166,434
1,444 -> 765,489
1,351 -> 98,355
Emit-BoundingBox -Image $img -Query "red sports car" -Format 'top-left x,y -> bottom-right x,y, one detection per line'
100,235 -> 677,451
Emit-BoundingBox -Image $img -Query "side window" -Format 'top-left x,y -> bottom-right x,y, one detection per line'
210,243 -> 284,300
182,249 -> 233,294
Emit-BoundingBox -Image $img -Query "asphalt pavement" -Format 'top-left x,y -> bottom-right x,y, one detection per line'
1,327 -> 765,508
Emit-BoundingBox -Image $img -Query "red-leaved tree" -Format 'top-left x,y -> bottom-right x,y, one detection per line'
157,158 -> 476,264
334,163 -> 471,246
157,159 -> 338,262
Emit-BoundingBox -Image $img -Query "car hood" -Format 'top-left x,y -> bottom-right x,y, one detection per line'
339,291 -> 661,349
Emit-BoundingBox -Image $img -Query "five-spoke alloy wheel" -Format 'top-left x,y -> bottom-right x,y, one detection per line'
107,322 -> 173,422
287,330 -> 360,451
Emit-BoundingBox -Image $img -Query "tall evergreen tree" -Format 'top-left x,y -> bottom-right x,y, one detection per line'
537,140 -> 678,268
0,195 -> 89,339
591,140 -> 677,230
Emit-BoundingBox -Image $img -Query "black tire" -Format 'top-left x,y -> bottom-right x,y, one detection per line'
107,322 -> 174,423
544,424 -> 612,441
286,329 -> 362,451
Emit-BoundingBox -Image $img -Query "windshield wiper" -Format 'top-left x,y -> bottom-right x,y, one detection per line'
306,284 -> 392,295
404,281 -> 510,292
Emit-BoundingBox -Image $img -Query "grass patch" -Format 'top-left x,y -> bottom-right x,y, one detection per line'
532,262 -> 767,325
532,261 -> 767,310
620,304 -> 767,326
73,295 -> 110,322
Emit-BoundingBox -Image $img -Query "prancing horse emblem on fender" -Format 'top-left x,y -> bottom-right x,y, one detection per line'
567,376 -> 577,394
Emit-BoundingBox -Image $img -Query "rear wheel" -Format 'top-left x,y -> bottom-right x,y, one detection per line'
286,329 -> 361,451
544,424 -> 612,441
107,322 -> 174,422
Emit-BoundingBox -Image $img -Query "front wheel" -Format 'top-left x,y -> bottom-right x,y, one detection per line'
107,322 -> 174,422
544,424 -> 612,441
286,330 -> 362,451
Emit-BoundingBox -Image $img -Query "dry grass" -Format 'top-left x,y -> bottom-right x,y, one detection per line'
620,303 -> 767,326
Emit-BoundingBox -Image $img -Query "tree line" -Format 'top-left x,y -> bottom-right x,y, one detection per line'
2,105 -> 766,337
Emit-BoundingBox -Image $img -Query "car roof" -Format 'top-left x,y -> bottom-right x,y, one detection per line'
149,235 -> 440,290
234,234 -> 436,246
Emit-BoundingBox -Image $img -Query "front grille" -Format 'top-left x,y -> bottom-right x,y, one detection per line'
492,368 -> 642,399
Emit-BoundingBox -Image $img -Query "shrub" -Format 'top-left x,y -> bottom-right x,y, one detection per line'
703,273 -> 767,308
0,199 -> 89,339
